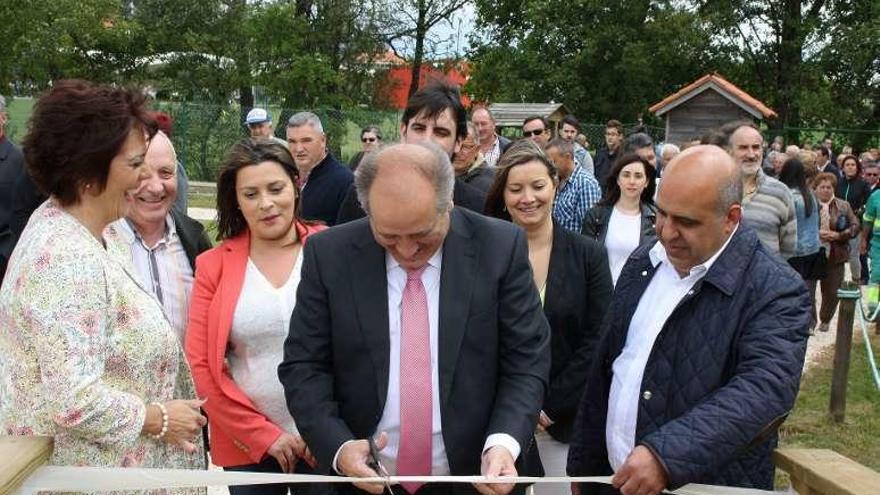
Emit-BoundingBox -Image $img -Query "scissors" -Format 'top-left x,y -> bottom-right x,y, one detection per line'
366,436 -> 394,494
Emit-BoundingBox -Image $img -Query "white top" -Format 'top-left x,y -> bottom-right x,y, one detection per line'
228,253 -> 303,435
605,225 -> 738,471
114,215 -> 194,341
604,207 -> 642,287
334,247 -> 520,474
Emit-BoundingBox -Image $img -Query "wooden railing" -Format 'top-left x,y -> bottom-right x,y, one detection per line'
2,437 -> 880,495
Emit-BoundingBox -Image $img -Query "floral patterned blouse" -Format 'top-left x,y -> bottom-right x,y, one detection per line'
0,201 -> 205,493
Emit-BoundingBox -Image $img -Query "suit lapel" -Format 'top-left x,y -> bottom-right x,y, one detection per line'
438,209 -> 477,407
543,224 -> 567,310
349,230 -> 391,408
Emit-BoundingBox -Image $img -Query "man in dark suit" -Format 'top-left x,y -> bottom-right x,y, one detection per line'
0,95 -> 26,283
335,82 -> 487,224
280,143 -> 551,495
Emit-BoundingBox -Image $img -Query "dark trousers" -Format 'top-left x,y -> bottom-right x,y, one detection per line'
807,262 -> 846,324
225,456 -> 333,495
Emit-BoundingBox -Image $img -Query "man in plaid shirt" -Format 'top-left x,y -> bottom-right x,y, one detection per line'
546,138 -> 601,233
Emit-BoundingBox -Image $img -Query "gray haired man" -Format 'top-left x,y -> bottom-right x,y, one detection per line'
286,112 -> 353,226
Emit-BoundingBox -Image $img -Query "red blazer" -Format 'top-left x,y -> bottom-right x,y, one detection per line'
185,222 -> 325,466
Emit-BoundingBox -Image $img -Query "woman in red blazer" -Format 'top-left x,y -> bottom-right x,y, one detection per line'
185,139 -> 325,495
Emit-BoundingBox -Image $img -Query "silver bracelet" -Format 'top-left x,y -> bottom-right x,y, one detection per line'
148,402 -> 169,440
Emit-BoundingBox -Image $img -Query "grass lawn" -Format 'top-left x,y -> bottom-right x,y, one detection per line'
188,193 -> 217,210
776,330 -> 880,486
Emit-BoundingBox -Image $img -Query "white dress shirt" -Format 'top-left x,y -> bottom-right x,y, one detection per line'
606,225 -> 738,470
115,215 -> 194,341
334,247 -> 520,473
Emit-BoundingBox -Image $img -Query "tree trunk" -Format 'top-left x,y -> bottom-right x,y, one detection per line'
777,0 -> 803,142
408,1 -> 428,97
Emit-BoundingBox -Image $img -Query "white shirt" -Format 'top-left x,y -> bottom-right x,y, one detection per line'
334,248 -> 520,473
228,255 -> 303,435
604,208 -> 642,287
605,225 -> 738,470
115,215 -> 194,341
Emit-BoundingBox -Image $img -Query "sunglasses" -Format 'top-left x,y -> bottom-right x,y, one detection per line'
523,129 -> 546,137
362,137 -> 378,143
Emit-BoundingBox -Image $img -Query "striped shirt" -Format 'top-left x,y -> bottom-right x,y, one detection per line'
553,165 -> 602,233
115,215 -> 194,341
742,171 -> 797,259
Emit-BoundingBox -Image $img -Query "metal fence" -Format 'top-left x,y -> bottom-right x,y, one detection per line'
4,98 -> 877,182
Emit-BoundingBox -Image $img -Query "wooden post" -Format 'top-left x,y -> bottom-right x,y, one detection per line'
0,436 -> 52,495
830,281 -> 859,423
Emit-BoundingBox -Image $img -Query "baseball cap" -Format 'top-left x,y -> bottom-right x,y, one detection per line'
245,108 -> 271,125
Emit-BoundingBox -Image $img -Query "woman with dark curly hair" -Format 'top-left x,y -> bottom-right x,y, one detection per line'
0,80 -> 206,491
185,139 -> 324,495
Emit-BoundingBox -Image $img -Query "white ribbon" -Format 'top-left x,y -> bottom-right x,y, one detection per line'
20,466 -> 781,494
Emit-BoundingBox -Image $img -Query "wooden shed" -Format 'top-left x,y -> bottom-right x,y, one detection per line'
487,102 -> 571,130
649,73 -> 777,144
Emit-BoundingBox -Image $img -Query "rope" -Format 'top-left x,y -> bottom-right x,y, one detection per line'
856,301 -> 880,390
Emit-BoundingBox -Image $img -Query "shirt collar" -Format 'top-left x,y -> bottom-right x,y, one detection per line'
386,246 -> 443,274
648,223 -> 740,278
121,213 -> 177,248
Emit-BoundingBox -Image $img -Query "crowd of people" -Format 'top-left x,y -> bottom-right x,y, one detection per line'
0,78 -> 876,495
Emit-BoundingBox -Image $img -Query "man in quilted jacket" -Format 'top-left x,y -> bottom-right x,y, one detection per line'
567,145 -> 810,495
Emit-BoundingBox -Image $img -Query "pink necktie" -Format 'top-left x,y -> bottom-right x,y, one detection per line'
397,266 -> 432,494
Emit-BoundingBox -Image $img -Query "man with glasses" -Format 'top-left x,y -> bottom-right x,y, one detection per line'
522,116 -> 551,146
594,119 -> 624,188
350,125 -> 382,171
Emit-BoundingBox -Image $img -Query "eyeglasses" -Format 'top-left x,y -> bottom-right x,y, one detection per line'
523,129 -> 546,137
362,137 -> 378,143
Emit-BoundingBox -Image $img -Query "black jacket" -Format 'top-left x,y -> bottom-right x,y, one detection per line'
301,153 -> 353,226
279,208 -> 550,492
580,203 -> 656,245
567,226 -> 810,491
542,223 -> 612,442
170,208 -> 213,269
592,147 -> 619,189
335,178 -> 488,225
836,175 -> 871,216
0,139 -> 29,282
460,163 -> 496,194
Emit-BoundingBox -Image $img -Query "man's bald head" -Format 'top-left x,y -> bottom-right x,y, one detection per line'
355,142 -> 454,216
146,130 -> 177,166
664,145 -> 742,214
355,142 -> 455,270
657,145 -> 742,276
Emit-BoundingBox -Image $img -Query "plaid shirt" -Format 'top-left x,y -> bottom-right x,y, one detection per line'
553,166 -> 601,232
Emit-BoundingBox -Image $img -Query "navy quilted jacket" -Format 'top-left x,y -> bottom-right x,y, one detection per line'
567,225 -> 810,491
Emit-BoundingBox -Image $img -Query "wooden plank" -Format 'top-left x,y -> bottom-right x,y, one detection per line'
0,436 -> 53,495
774,449 -> 880,495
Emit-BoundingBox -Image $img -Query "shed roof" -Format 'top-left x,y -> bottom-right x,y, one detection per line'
487,102 -> 570,127
649,73 -> 777,119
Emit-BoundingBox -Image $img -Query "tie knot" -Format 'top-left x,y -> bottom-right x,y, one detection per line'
406,266 -> 427,281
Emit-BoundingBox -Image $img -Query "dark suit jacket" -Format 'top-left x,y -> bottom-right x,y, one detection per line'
335,179 -> 488,225
542,224 -> 612,442
0,138 -> 26,282
279,207 -> 551,492
169,208 -> 213,268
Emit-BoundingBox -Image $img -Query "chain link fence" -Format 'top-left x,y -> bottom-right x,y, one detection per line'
4,97 -> 877,182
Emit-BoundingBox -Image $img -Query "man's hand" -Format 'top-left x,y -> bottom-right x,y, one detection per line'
474,445 -> 517,495
336,432 -> 389,494
611,445 -> 668,495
